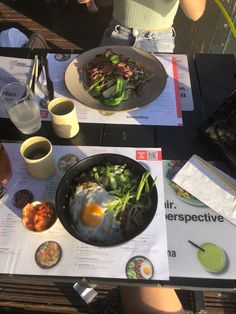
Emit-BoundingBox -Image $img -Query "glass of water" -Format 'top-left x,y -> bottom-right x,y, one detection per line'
0,81 -> 41,134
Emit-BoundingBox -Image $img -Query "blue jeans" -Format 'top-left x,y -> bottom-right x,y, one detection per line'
100,20 -> 176,53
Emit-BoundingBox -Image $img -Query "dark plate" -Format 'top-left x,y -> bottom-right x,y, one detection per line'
55,153 -> 158,247
64,45 -> 167,112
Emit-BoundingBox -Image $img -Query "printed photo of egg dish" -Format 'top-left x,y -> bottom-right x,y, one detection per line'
58,154 -> 79,173
56,154 -> 158,247
126,256 -> 154,279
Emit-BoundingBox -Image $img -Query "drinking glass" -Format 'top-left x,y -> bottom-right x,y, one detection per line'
0,143 -> 12,184
0,81 -> 41,134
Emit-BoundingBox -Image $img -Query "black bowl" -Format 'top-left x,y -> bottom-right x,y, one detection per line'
55,153 -> 158,247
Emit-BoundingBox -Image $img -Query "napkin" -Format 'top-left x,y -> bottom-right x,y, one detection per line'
0,28 -> 28,47
172,155 -> 236,225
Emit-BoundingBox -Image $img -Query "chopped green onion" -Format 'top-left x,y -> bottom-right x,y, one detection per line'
136,172 -> 150,201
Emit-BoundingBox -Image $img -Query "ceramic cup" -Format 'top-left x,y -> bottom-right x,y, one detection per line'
48,98 -> 79,139
20,136 -> 56,180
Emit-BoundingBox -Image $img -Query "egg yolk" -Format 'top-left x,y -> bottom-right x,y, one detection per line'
143,266 -> 151,275
80,203 -> 104,227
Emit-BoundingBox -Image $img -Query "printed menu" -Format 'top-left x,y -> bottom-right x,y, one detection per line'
2,145 -> 234,281
164,160 -> 236,280
0,144 -> 169,280
162,53 -> 194,111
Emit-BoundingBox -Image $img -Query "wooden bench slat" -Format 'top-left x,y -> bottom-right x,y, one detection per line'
0,294 -> 83,305
0,301 -> 87,313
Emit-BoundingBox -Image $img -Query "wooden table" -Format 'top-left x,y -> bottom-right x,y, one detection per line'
0,48 -> 236,295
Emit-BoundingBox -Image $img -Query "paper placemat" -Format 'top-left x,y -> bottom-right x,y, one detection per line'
0,144 -> 169,280
164,160 -> 236,280
1,146 -> 236,281
162,54 -> 194,111
0,53 -> 194,126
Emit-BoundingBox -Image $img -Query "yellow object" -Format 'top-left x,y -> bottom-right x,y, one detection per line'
214,0 -> 236,38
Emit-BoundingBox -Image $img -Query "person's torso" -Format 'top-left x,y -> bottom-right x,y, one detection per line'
113,0 -> 179,30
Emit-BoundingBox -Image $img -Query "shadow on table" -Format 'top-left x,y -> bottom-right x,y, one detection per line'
54,281 -> 121,313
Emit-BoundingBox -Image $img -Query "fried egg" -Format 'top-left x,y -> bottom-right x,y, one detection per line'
140,260 -> 153,279
69,182 -> 122,243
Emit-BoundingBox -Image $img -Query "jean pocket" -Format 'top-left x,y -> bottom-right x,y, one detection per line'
102,26 -> 134,46
151,31 -> 175,53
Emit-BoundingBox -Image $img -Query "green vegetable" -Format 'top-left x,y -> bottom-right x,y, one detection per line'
88,76 -> 104,91
121,191 -> 130,214
85,163 -> 156,232
127,270 -> 137,279
104,77 -> 126,107
109,54 -> 120,64
136,171 -> 150,201
108,173 -> 117,190
85,48 -> 153,108
127,261 -> 135,269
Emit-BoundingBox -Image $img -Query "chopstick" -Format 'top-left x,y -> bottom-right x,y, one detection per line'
188,240 -> 205,252
28,55 -> 37,90
33,55 -> 39,94
194,155 -> 236,195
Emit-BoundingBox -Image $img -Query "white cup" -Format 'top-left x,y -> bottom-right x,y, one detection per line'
48,98 -> 79,139
20,136 -> 56,180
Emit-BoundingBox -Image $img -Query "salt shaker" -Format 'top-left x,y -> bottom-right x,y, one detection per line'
0,144 -> 12,184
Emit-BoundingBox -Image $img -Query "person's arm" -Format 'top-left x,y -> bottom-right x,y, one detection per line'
120,286 -> 186,314
180,0 -> 206,21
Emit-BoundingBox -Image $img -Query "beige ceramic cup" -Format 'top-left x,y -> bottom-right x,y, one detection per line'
20,136 -> 56,180
48,97 -> 79,139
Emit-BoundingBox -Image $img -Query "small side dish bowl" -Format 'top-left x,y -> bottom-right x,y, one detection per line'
22,201 -> 57,232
